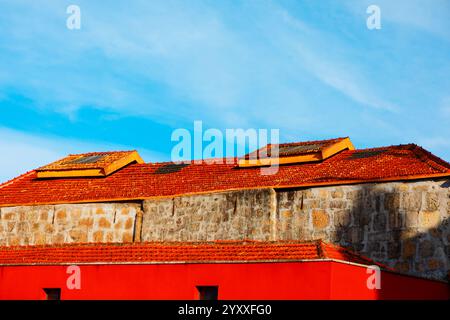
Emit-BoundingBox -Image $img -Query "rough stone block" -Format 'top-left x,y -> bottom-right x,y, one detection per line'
345,190 -> 360,201
419,240 -> 434,258
124,217 -> 134,229
372,212 -> 387,232
401,192 -> 422,211
427,259 -> 444,271
79,217 -> 94,227
69,229 -> 83,242
395,261 -> 411,273
425,192 -> 439,211
387,241 -> 401,259
402,240 -> 416,259
93,230 -> 104,242
404,211 -> 418,228
312,210 -> 329,230
334,210 -> 351,228
419,211 -> 441,229
329,200 -> 346,209
384,193 -> 400,212
56,210 -> 66,220
331,189 -> 344,199
98,217 -> 111,228
281,210 -> 293,219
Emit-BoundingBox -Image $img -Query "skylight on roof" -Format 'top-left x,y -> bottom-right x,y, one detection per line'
238,137 -> 354,167
36,151 -> 144,178
69,155 -> 105,164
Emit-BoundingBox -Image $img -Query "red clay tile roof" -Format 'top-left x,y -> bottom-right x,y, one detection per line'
0,142 -> 449,207
0,240 -> 386,267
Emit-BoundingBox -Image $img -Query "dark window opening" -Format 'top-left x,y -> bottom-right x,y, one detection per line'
43,288 -> 61,300
197,286 -> 218,300
347,149 -> 387,160
154,163 -> 189,174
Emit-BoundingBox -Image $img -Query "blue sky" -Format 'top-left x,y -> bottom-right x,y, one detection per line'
0,0 -> 449,183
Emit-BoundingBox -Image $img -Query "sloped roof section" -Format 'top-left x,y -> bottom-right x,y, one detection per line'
0,140 -> 449,207
36,150 -> 144,178
238,137 -> 354,167
0,240 -> 387,267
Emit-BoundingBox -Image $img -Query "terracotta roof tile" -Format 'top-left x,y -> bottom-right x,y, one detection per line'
0,240 -> 387,267
0,142 -> 449,207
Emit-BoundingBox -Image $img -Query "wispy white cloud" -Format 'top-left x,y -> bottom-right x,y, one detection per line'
0,0 -> 401,128
0,0 -> 449,161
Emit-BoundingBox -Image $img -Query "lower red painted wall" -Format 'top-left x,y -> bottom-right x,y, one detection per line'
329,262 -> 449,300
0,261 -> 447,300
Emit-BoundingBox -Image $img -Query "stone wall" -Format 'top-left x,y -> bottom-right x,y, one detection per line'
140,179 -> 450,280
141,190 -> 276,241
0,203 -> 141,246
274,180 -> 449,280
0,179 -> 448,280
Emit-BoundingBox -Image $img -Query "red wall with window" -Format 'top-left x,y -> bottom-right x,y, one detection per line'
0,261 -> 447,300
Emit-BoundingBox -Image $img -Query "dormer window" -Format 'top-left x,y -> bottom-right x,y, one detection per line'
238,137 -> 354,167
35,151 -> 144,178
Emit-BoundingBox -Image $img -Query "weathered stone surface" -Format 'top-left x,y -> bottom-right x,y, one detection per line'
402,240 -> 416,259
0,203 -> 140,245
334,210 -> 351,228
98,217 -> 111,228
402,192 -> 422,211
387,241 -> 401,259
0,179 -> 448,280
419,240 -> 434,258
405,211 -> 418,228
331,190 -> 344,199
427,259 -> 444,271
419,211 -> 441,229
425,192 -> 439,211
395,261 -> 411,273
93,230 -> 104,242
312,210 -> 329,230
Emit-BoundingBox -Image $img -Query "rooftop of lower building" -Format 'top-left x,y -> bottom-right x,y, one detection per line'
0,239 -> 388,268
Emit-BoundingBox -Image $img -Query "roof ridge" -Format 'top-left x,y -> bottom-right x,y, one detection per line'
408,144 -> 450,172
24,143 -> 448,169
274,137 -> 348,147
67,150 -> 137,157
321,242 -> 394,271
350,143 -> 413,152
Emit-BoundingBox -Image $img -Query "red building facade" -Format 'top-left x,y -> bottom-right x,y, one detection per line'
0,241 -> 447,300
0,138 -> 449,299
